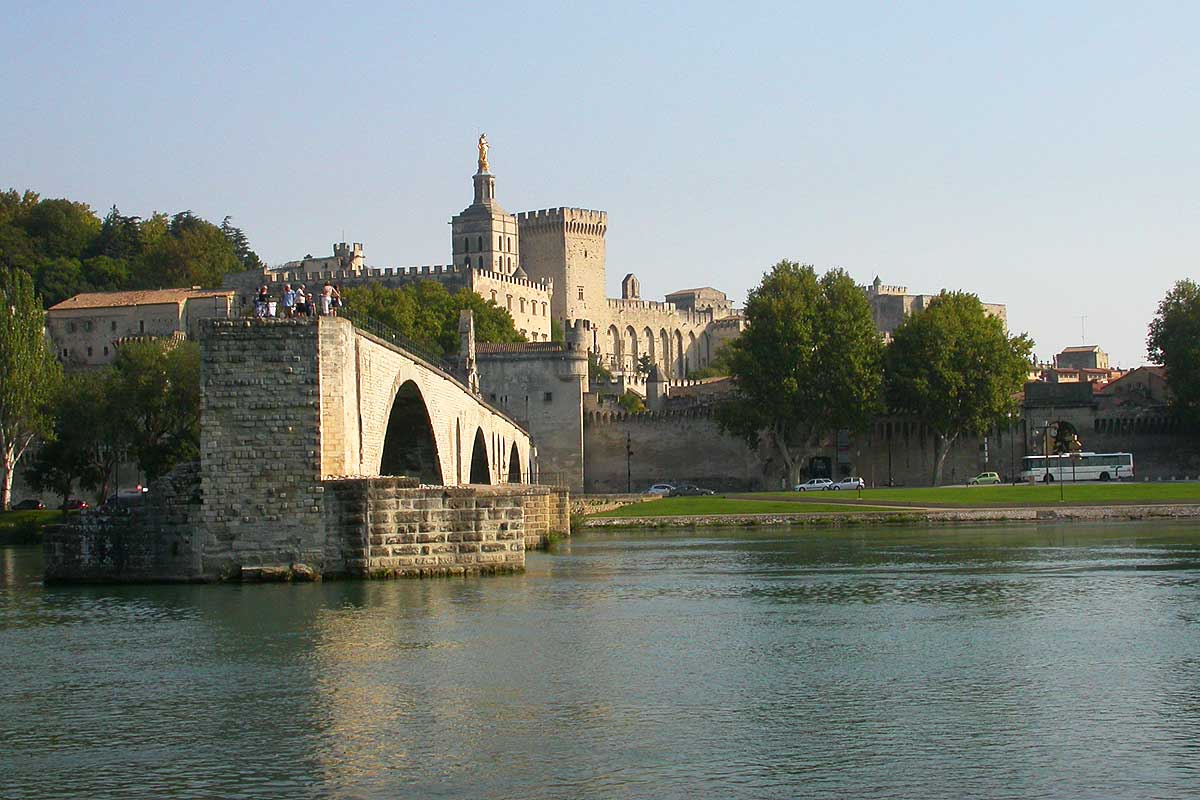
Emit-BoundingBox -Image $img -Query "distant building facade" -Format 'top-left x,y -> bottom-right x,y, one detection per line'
864,276 -> 1007,340
46,288 -> 235,368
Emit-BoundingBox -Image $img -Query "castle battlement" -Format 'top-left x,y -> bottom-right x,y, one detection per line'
865,282 -> 908,296
605,298 -> 714,326
516,207 -> 607,236
473,268 -> 553,292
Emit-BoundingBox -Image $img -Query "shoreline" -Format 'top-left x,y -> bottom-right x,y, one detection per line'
582,503 -> 1200,529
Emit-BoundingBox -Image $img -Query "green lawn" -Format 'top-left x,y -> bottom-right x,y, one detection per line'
0,509 -> 63,544
592,496 -> 902,518
744,482 -> 1200,508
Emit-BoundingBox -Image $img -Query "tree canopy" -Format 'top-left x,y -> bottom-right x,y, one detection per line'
340,281 -> 523,357
0,268 -> 62,509
1147,278 -> 1200,423
716,261 -> 883,485
884,291 -> 1032,485
0,189 -> 262,307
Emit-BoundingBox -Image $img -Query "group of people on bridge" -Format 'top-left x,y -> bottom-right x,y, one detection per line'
255,281 -> 343,319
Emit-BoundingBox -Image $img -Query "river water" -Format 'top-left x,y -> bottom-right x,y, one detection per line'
2,522 -> 1199,799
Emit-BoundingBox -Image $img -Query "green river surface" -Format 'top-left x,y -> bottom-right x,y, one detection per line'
2,522 -> 1199,799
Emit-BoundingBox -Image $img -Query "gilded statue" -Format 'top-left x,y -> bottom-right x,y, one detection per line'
477,133 -> 490,173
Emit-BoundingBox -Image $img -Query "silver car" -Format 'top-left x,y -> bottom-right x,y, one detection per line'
793,478 -> 833,492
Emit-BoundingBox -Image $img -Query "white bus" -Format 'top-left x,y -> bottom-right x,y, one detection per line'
1019,452 -> 1134,483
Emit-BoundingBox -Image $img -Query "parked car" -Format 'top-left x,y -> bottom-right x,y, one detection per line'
11,499 -> 45,511
829,477 -> 865,490
103,488 -> 149,509
793,478 -> 833,492
60,499 -> 89,511
645,483 -> 675,496
669,483 -> 715,497
967,472 -> 1001,485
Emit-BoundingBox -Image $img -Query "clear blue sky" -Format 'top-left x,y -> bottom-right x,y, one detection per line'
4,1 -> 1197,366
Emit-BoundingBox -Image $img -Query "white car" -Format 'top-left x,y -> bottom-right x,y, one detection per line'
645,483 -> 675,496
793,478 -> 833,492
829,477 -> 866,490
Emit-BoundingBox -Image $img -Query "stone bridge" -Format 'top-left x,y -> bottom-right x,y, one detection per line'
312,316 -> 535,486
42,317 -> 568,584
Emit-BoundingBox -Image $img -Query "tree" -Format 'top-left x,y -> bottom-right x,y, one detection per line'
716,262 -> 883,485
687,344 -> 733,379
340,281 -> 523,357
884,291 -> 1033,485
1147,278 -> 1200,423
0,268 -> 62,509
220,216 -> 263,271
135,218 -> 241,289
110,340 -> 201,481
25,371 -> 125,507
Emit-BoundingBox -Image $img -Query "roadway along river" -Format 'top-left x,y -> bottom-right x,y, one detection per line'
3,522 -> 1199,799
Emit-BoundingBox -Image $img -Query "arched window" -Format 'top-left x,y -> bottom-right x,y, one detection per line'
477,256 -> 483,268
463,237 -> 469,253
490,290 -> 497,303
520,298 -> 526,312
464,256 -> 471,267
506,294 -> 512,310
498,234 -> 502,250
477,235 -> 483,251
507,236 -> 512,252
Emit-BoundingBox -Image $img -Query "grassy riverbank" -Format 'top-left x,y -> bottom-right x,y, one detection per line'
592,497 -> 902,518
746,482 -> 1200,508
0,510 -> 62,545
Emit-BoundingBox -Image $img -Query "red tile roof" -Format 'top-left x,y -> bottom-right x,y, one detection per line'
48,288 -> 234,311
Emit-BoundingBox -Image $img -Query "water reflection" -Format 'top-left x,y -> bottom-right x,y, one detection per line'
2,522 -> 1199,799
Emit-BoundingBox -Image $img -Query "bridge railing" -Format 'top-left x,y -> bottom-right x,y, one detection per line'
340,308 -> 458,373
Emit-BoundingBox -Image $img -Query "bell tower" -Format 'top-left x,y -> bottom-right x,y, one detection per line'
451,133 -> 520,276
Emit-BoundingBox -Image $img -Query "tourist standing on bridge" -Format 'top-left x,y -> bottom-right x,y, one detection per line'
320,281 -> 334,316
330,284 -> 342,316
281,284 -> 296,317
295,285 -> 308,317
254,285 -> 270,318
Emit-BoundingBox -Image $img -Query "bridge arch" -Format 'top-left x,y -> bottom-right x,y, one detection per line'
507,441 -> 521,483
379,380 -> 443,484
469,427 -> 491,484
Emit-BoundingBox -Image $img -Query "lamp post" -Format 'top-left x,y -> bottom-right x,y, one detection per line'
1008,411 -> 1017,484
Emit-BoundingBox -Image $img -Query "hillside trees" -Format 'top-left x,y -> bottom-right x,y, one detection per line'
0,269 -> 61,510
1147,278 -> 1200,423
716,262 -> 882,485
883,291 -> 1032,485
0,191 -> 259,306
340,281 -> 523,357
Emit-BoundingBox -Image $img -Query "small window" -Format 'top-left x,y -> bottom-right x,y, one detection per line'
489,393 -> 497,402
103,346 -> 109,356
478,256 -> 483,268
68,321 -> 76,333
139,320 -> 145,333
543,392 -> 553,402
506,295 -> 512,310
84,320 -> 93,332
110,320 -> 117,332
490,290 -> 497,303
507,236 -> 512,252
463,237 -> 469,253
577,286 -> 584,300
477,236 -> 482,251
498,234 -> 502,250
519,298 -> 526,312
87,346 -> 93,357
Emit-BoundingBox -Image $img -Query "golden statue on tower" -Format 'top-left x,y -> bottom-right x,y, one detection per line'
477,133 -> 490,173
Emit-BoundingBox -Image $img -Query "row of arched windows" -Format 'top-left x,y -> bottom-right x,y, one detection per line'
462,234 -> 514,254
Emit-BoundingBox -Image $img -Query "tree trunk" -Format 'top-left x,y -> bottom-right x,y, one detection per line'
767,427 -> 798,488
931,432 -> 960,486
1,447 -> 13,511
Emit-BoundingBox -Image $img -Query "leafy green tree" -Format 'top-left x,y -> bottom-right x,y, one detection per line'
220,216 -> 263,271
716,262 -> 883,484
0,268 -> 62,509
588,352 -> 613,382
340,281 -> 522,357
1147,278 -> 1200,422
23,198 -> 99,259
135,216 -> 241,289
94,206 -> 143,261
687,344 -> 734,379
884,291 -> 1033,485
82,255 -> 132,293
617,390 -> 646,413
34,256 -> 87,307
110,340 -> 201,481
25,370 -> 126,506
550,318 -> 565,343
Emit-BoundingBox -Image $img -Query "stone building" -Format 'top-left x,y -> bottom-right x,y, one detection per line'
1055,345 -> 1109,371
46,288 -> 235,368
864,276 -> 1007,339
